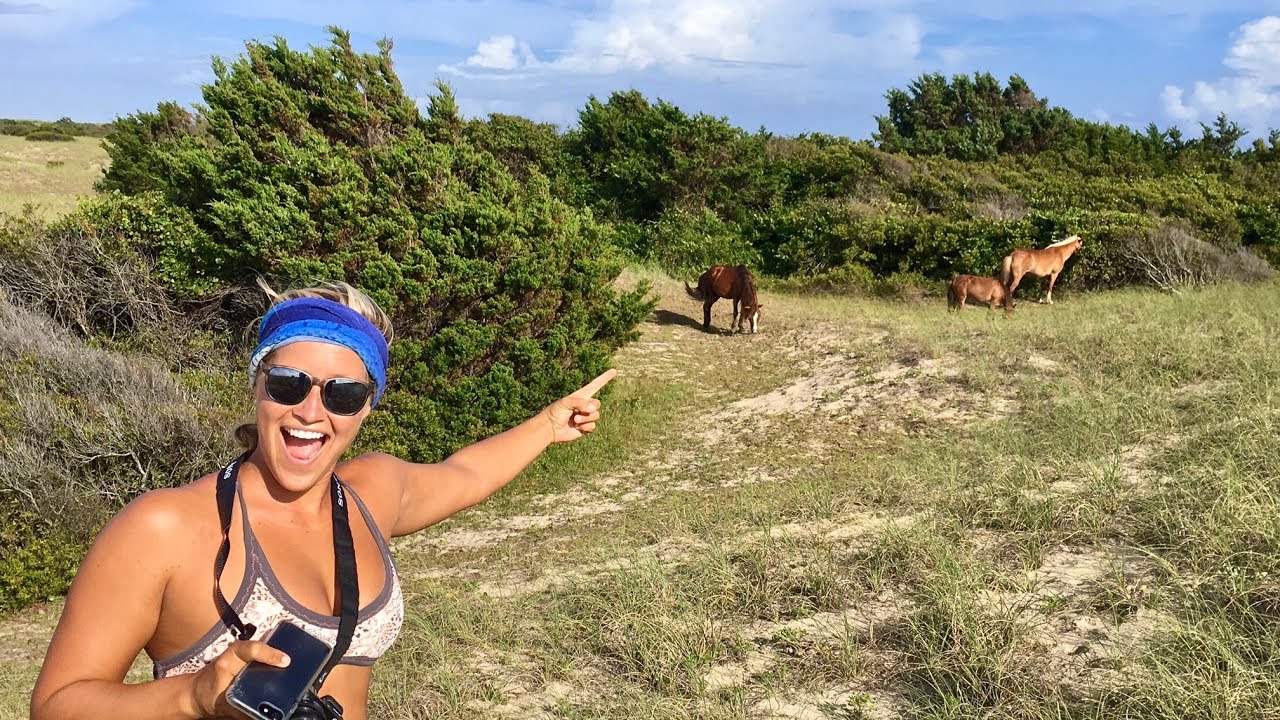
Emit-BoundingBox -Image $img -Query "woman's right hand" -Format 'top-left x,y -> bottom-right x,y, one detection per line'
189,640 -> 291,718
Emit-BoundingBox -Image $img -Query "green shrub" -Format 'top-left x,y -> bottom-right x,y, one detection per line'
0,496 -> 85,611
613,209 -> 761,277
1,117 -> 112,138
97,29 -> 654,462
24,130 -> 74,142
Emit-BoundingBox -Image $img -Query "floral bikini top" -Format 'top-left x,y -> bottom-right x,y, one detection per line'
153,483 -> 404,679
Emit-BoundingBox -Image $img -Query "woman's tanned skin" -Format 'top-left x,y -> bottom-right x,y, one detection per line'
32,317 -> 616,720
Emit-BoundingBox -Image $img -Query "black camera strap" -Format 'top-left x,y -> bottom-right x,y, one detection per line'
214,452 -> 359,690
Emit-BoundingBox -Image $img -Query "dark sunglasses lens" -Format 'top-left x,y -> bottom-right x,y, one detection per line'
264,367 -> 311,405
323,379 -> 372,415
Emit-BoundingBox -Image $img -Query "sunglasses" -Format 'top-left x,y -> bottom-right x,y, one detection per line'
262,365 -> 374,416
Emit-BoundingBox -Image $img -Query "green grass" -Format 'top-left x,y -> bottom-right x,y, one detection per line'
0,135 -> 108,218
372,278 -> 1280,719
4,274 -> 1280,719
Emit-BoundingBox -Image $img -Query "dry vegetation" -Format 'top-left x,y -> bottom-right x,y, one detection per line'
2,266 -> 1279,719
366,273 -> 1280,719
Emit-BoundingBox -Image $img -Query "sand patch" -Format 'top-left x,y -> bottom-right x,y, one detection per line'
751,689 -> 892,720
977,543 -> 1173,697
707,352 -> 1016,446
413,499 -> 626,552
1025,353 -> 1063,372
462,648 -> 587,719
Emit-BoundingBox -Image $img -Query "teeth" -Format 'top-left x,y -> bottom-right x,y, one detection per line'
284,428 -> 325,440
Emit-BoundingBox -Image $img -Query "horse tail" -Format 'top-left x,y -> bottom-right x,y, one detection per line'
684,279 -> 705,301
999,254 -> 1013,289
947,280 -> 958,310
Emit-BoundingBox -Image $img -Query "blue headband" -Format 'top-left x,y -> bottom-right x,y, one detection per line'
249,297 -> 390,407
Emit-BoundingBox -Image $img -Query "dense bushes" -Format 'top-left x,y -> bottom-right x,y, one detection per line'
549,80 -> 1278,290
0,296 -> 240,610
96,29 -> 653,462
24,131 -> 75,142
0,117 -> 113,138
0,210 -> 244,609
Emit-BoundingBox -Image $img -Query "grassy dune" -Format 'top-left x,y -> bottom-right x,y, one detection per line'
2,121 -> 1278,719
2,273 -> 1278,718
363,274 -> 1280,719
0,135 -> 108,218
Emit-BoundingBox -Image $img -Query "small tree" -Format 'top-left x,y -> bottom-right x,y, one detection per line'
1198,112 -> 1247,157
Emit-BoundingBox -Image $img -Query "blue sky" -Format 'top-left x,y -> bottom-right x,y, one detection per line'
3,1 -> 1280,142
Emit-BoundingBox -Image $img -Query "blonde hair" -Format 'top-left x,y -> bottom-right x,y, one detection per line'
253,277 -> 394,342
234,278 -> 395,449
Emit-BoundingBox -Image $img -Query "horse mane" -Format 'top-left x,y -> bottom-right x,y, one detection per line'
736,265 -> 758,305
1045,235 -> 1081,248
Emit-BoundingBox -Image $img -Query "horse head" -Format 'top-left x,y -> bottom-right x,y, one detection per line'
739,300 -> 763,334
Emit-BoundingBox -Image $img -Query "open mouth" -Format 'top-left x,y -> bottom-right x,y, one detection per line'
280,426 -> 329,464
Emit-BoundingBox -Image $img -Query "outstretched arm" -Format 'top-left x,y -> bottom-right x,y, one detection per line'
366,369 -> 617,537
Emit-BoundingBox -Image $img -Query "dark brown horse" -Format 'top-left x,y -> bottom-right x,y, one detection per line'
948,274 -> 1013,316
999,235 -> 1084,305
685,265 -> 763,333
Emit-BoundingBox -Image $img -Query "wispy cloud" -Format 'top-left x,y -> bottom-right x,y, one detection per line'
0,0 -> 139,35
0,2 -> 51,14
441,0 -> 925,80
215,0 -> 577,48
1162,16 -> 1280,134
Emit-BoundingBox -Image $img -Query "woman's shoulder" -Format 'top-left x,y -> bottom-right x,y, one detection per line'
105,471 -> 220,543
336,453 -> 408,529
337,452 -> 410,484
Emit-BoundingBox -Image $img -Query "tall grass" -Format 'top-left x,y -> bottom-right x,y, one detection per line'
3,276 -> 1278,719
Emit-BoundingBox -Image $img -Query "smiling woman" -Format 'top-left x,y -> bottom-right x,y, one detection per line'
29,280 -> 617,720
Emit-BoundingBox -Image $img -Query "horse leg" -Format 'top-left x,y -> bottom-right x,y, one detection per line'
1006,271 -> 1024,306
732,298 -> 740,332
703,298 -> 714,330
1046,271 -> 1059,304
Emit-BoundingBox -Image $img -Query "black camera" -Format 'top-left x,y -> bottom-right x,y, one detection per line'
289,692 -> 344,720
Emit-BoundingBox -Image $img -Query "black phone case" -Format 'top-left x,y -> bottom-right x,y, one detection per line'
225,621 -> 334,720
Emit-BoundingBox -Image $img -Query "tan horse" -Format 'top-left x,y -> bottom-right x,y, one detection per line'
999,235 -> 1083,305
684,265 -> 763,333
948,275 -> 1013,316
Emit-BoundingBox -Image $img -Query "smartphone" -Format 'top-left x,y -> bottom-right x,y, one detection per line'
225,621 -> 334,720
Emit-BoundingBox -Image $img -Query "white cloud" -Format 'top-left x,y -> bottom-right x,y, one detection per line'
552,0 -> 767,73
1224,15 -> 1280,85
0,0 -> 139,36
440,0 -> 925,79
1161,85 -> 1195,120
438,33 -> 540,75
1161,16 -> 1280,134
466,35 -> 527,70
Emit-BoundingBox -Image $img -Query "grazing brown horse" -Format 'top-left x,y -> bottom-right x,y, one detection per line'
999,235 -> 1084,305
948,274 -> 1013,316
684,265 -> 763,333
